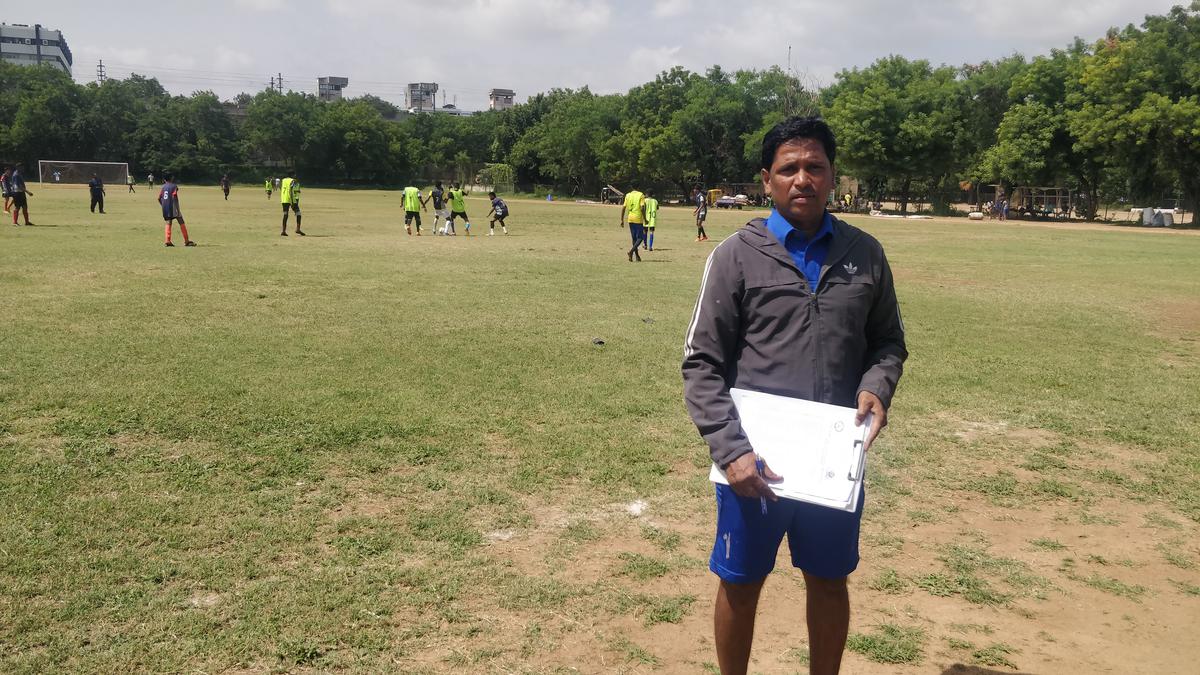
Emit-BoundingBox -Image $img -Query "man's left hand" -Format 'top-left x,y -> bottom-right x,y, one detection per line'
855,390 -> 887,451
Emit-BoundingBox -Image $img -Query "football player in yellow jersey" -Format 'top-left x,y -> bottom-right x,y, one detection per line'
447,183 -> 472,235
643,190 -> 659,251
402,184 -> 428,235
280,171 -> 304,236
619,186 -> 647,262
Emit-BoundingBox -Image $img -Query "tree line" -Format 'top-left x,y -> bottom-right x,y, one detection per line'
1,3 -> 1197,215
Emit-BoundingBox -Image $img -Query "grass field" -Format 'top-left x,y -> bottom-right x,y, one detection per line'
2,184 -> 1199,673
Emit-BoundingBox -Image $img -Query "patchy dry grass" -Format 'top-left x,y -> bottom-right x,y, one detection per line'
3,187 -> 1199,672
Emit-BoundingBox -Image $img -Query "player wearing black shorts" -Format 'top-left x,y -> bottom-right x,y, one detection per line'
9,166 -> 33,226
693,187 -> 709,241
430,181 -> 451,234
280,172 -> 304,236
447,183 -> 472,235
88,173 -> 106,214
402,185 -> 427,235
487,191 -> 509,235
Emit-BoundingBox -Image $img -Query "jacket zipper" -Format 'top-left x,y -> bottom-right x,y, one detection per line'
812,290 -> 823,402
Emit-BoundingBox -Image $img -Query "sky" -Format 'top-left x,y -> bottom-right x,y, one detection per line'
10,0 -> 1186,110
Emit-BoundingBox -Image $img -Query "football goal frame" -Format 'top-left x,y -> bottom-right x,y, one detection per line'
38,160 -> 129,186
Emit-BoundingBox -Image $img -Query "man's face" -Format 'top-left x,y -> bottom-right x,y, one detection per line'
761,138 -> 833,230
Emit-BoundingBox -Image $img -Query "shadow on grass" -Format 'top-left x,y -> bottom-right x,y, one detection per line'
942,666 -> 1037,675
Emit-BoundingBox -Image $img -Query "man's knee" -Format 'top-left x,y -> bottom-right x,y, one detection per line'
719,577 -> 767,609
803,573 -> 848,597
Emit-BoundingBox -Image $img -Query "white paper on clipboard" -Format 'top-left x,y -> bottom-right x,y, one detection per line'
709,388 -> 869,512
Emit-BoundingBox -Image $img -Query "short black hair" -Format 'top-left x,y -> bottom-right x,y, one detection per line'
488,191 -> 496,198
760,116 -> 837,171
163,172 -> 174,181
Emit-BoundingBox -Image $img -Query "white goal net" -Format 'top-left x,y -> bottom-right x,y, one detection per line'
38,160 -> 129,186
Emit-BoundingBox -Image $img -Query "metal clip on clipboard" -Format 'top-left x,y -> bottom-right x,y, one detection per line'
847,439 -> 865,481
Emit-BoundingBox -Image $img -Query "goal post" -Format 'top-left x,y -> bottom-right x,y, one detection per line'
38,160 -> 129,186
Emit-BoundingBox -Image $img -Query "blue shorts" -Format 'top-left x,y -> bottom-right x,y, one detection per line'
710,483 -> 864,582
629,223 -> 645,245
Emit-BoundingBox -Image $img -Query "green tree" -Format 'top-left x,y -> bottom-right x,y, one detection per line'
242,90 -> 322,167
0,62 -> 83,169
302,100 -> 399,181
76,75 -> 170,167
518,88 -> 621,195
1069,3 -> 1200,215
980,101 -> 1059,186
824,56 -> 960,213
128,92 -> 240,180
954,55 -> 1028,202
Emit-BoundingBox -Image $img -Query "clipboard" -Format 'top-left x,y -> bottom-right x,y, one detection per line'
709,388 -> 869,512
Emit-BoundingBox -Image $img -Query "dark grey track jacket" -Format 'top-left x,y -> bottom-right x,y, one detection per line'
682,215 -> 907,467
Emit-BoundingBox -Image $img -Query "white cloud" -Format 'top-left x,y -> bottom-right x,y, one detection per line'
32,0 -> 1190,107
652,0 -> 689,19
325,0 -> 611,37
628,45 -> 684,75
236,0 -> 286,10
213,45 -> 254,70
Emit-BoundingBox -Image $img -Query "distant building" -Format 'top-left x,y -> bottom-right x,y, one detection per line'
318,76 -> 349,101
0,23 -> 72,75
406,104 -> 475,118
489,88 -> 515,111
407,82 -> 439,111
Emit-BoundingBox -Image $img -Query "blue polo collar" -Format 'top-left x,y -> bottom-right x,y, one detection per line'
765,209 -> 834,247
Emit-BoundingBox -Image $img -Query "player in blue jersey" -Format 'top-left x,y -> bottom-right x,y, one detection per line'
487,191 -> 509,235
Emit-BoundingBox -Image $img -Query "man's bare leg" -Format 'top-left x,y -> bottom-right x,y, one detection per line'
803,572 -> 849,675
714,578 -> 765,675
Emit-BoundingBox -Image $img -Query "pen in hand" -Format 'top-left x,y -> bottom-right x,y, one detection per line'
756,456 -> 769,515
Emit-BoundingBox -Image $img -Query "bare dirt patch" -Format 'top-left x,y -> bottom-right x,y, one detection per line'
1145,298 -> 1200,339
421,421 -> 1200,673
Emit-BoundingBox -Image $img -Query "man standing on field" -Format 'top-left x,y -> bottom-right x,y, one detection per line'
2,166 -> 13,214
403,184 -> 428,235
430,181 -> 450,234
88,173 -> 106,214
643,189 -> 659,251
619,184 -> 646,262
280,172 -> 304,236
682,117 -> 906,675
127,174 -> 136,194
159,172 -> 195,247
447,183 -> 472,235
10,165 -> 34,226
693,187 -> 709,241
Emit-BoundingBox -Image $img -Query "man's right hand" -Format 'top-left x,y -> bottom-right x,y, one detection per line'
724,453 -> 782,501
